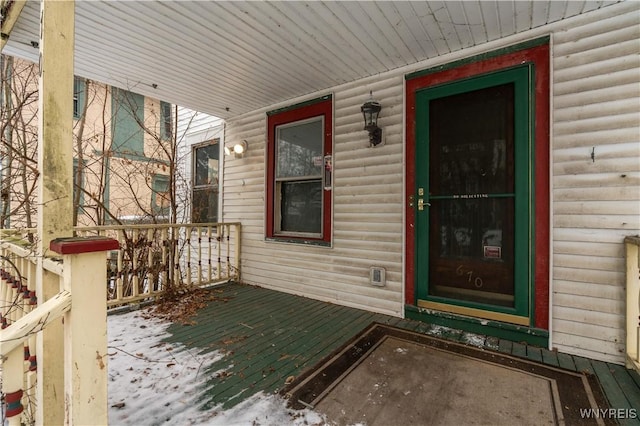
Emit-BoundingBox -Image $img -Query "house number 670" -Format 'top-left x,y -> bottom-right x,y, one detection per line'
456,265 -> 483,288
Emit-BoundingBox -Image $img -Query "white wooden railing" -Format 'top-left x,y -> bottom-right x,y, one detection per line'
626,236 -> 640,372
0,235 -> 115,425
0,239 -> 45,425
0,222 -> 241,424
75,222 -> 241,308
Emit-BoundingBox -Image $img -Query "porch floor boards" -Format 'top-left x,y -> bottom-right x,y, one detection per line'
163,282 -> 640,423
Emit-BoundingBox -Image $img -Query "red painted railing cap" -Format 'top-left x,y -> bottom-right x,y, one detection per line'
50,236 -> 120,255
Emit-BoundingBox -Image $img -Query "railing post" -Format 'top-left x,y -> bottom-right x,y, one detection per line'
625,236 -> 640,371
35,269 -> 64,425
50,236 -> 119,426
234,223 -> 242,280
1,256 -> 24,426
3,351 -> 24,426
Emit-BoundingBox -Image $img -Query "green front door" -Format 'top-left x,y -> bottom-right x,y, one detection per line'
415,66 -> 533,325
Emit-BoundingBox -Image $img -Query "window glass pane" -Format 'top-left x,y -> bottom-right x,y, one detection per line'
276,119 -> 323,179
195,144 -> 219,187
280,180 -> 322,234
192,188 -> 218,223
152,175 -> 170,215
160,101 -> 173,140
74,77 -> 85,118
112,88 -> 145,155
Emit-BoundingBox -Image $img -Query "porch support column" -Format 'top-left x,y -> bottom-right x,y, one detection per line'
35,1 -> 75,425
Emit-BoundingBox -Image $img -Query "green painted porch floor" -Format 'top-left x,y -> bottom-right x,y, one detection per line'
163,282 -> 640,424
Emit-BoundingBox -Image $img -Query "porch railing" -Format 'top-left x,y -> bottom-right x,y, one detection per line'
0,236 -> 114,425
0,239 -> 45,425
625,235 -> 640,372
75,222 -> 241,308
0,222 -> 241,424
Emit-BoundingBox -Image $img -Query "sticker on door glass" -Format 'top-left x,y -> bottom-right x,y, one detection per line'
483,246 -> 502,259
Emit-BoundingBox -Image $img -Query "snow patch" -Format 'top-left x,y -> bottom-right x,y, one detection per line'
107,309 -> 329,425
461,333 -> 486,348
203,392 -> 327,426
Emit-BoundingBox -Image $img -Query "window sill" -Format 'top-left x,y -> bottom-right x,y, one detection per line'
265,236 -> 331,248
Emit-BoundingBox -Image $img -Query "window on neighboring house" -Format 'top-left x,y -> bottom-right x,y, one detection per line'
73,77 -> 86,119
266,95 -> 333,245
192,140 -> 219,223
152,174 -> 170,217
111,87 -> 145,156
160,101 -> 173,141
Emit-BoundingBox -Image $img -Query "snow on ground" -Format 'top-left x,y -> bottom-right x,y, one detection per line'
108,309 -> 328,426
460,332 -> 486,348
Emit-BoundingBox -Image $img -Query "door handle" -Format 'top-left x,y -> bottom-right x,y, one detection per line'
417,199 -> 430,211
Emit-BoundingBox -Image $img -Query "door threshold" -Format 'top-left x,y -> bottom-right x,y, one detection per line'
406,304 -> 548,347
418,299 -> 529,326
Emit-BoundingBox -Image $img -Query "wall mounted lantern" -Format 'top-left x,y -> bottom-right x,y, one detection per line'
224,140 -> 248,158
361,91 -> 383,147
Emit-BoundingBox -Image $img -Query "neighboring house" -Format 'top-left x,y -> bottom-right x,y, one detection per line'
0,57 -> 172,227
176,107 -> 223,224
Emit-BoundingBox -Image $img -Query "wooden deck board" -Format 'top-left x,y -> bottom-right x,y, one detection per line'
630,369 -> 640,390
557,352 -> 577,371
497,339 -> 513,354
511,342 -> 527,358
607,363 -> 640,411
590,361 -> 640,425
525,346 -> 543,363
541,348 -> 559,367
573,356 -> 596,375
159,282 -> 640,416
484,336 -> 501,351
212,306 -> 374,406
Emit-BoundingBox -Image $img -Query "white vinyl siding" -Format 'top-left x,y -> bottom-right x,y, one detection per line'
550,5 -> 640,363
224,73 -> 404,317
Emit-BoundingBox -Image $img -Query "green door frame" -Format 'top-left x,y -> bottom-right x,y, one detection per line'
415,65 -> 534,323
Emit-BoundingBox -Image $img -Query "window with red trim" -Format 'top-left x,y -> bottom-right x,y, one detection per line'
266,95 -> 333,245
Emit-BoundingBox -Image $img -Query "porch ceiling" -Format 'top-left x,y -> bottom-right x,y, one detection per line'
3,1 -> 620,119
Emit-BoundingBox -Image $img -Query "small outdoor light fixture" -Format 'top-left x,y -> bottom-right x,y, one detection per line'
225,140 -> 248,157
361,91 -> 383,147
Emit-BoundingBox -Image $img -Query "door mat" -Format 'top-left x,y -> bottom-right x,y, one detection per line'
283,323 -> 612,426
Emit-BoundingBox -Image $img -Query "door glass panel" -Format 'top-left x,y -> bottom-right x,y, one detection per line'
429,198 -> 515,306
428,83 -> 515,307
